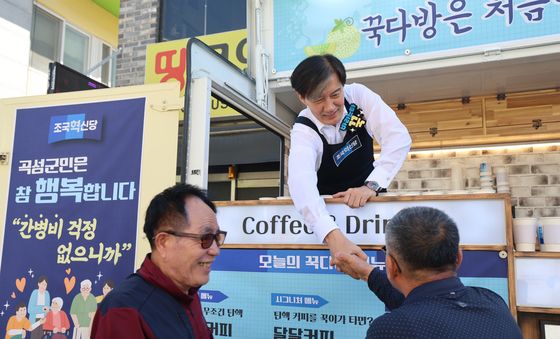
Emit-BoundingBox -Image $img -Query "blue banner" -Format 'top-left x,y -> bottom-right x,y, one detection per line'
212,249 -> 507,277
0,98 -> 145,337
274,0 -> 560,72
203,249 -> 509,338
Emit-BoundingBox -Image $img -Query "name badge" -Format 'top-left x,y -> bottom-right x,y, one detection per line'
340,103 -> 366,132
333,135 -> 362,167
339,103 -> 357,131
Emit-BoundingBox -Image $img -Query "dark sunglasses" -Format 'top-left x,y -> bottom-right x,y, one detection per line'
158,230 -> 227,249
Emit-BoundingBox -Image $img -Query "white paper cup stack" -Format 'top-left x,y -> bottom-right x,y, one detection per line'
512,217 -> 538,252
450,160 -> 464,190
495,167 -> 510,193
540,217 -> 560,252
479,162 -> 494,191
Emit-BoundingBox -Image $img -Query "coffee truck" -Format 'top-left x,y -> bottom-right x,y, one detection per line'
167,2 -> 560,338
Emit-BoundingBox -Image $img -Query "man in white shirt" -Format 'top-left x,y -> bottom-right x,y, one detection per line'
288,54 -> 411,264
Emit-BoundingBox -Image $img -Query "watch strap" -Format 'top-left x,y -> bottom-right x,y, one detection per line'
365,181 -> 382,196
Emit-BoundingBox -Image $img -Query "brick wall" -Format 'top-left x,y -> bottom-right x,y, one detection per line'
116,0 -> 159,87
391,144 -> 560,217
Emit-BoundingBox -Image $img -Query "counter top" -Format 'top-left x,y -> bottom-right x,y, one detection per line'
215,193 -> 512,206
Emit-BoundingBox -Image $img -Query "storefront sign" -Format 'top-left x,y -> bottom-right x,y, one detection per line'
273,0 -> 560,72
145,29 -> 247,117
217,198 -> 507,245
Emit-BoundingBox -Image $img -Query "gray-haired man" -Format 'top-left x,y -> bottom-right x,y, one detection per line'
336,206 -> 522,339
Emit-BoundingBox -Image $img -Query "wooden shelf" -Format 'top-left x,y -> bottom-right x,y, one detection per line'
514,252 -> 560,258
517,306 -> 560,315
387,88 -> 560,150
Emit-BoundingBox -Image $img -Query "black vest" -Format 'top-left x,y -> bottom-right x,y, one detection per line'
294,99 -> 374,195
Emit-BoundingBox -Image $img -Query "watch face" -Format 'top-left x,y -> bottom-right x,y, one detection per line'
367,181 -> 380,191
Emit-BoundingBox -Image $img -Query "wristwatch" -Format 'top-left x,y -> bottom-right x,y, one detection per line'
364,180 -> 383,196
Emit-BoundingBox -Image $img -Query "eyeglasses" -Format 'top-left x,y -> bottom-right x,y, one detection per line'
381,245 -> 401,273
158,230 -> 227,249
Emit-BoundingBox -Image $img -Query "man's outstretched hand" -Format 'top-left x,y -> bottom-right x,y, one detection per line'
335,252 -> 374,281
325,229 -> 367,269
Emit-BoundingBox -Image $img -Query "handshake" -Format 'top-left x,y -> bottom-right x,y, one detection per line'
334,252 -> 374,281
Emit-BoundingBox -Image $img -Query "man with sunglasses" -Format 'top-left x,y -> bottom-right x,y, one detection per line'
92,183 -> 226,338
335,206 -> 522,339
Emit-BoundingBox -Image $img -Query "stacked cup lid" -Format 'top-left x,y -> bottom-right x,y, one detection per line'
450,160 -> 464,191
495,166 -> 510,193
480,176 -> 493,188
479,162 -> 495,192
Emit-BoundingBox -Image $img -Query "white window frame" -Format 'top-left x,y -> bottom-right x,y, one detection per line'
100,41 -> 116,86
61,21 -> 91,73
29,5 -> 62,71
30,3 -> 114,84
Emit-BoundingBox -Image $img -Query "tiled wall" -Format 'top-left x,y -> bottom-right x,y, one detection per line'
390,144 -> 560,217
116,0 -> 159,87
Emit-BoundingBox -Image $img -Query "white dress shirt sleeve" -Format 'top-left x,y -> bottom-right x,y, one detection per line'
349,84 -> 412,188
288,121 -> 338,243
288,84 -> 411,243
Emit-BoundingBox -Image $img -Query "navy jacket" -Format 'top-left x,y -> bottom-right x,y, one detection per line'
91,255 -> 212,339
366,268 -> 522,339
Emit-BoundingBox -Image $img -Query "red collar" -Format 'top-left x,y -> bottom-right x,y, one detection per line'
137,254 -> 198,305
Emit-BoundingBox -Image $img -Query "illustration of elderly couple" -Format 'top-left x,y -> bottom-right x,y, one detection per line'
5,276 -> 114,339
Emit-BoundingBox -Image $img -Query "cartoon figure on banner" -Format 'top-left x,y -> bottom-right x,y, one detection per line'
2,266 -> 108,339
42,297 -> 70,339
95,281 -> 114,304
5,303 -> 32,339
69,280 -> 96,339
27,276 -> 50,339
0,226 -> 133,339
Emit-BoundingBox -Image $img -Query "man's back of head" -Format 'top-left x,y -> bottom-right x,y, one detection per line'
386,206 -> 460,278
367,206 -> 522,339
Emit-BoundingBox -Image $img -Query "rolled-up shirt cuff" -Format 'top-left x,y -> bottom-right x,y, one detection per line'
314,214 -> 339,243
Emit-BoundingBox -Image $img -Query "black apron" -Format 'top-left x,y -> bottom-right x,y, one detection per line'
294,99 -> 374,195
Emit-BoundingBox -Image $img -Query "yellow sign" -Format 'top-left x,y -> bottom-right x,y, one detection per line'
145,29 -> 247,117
